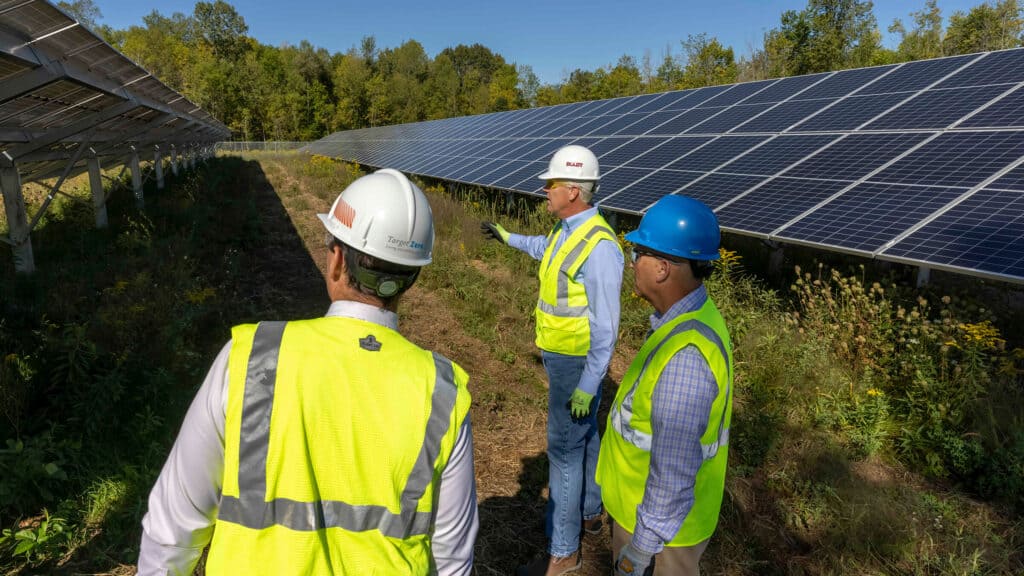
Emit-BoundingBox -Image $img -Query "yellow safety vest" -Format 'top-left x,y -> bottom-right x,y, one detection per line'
534,213 -> 621,356
596,297 -> 732,547
206,316 -> 471,575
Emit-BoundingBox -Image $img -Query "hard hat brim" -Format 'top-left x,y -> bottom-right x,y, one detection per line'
537,171 -> 600,181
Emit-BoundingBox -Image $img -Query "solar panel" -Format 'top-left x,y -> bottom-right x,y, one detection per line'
777,182 -> 967,253
601,169 -> 704,212
622,137 -> 714,169
882,188 -> 1024,280
958,85 -> 1024,128
688,103 -> 775,133
790,93 -> 908,131
783,133 -> 930,180
307,48 -> 1024,283
719,135 -> 838,176
675,173 -> 768,209
871,131 -> 1024,188
717,178 -> 851,234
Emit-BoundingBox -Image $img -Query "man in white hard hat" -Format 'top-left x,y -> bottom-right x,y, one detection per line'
138,169 -> 478,575
482,145 -> 624,576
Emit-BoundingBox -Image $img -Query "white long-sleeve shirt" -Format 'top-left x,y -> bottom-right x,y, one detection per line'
138,300 -> 478,575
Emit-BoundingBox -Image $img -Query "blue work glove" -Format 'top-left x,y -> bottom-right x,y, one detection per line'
480,221 -> 510,244
568,388 -> 594,420
614,541 -> 654,576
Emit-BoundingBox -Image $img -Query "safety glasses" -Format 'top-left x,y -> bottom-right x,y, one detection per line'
543,180 -> 577,191
630,245 -> 685,265
630,247 -> 654,263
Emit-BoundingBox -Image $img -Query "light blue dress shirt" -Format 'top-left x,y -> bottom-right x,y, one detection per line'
632,284 -> 719,554
507,206 -> 623,396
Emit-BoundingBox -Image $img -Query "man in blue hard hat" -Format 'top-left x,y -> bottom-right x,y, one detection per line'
481,144 -> 624,576
596,195 -> 733,576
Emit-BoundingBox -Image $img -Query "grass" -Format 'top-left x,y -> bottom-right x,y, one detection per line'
0,151 -> 1021,574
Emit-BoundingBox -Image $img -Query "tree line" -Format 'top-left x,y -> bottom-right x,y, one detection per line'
59,0 -> 1024,141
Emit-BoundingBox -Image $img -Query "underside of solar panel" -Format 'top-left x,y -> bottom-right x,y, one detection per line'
307,48 -> 1024,285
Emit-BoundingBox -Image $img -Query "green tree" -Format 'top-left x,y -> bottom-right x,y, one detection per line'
773,0 -> 883,74
370,40 -> 428,124
118,10 -> 197,92
654,45 -> 685,90
332,49 -> 372,129
890,0 -> 945,61
517,64 -> 541,108
57,0 -> 101,29
680,34 -> 737,87
561,69 -> 599,102
488,63 -> 521,111
193,0 -> 248,60
596,55 -> 644,98
425,53 -> 460,119
944,0 -> 1024,55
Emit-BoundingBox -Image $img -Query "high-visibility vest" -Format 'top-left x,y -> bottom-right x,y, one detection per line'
534,213 -> 621,356
206,316 -> 472,575
596,297 -> 732,547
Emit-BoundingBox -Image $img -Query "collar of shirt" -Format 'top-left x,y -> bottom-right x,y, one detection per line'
649,284 -> 708,333
561,205 -> 599,235
326,300 -> 398,331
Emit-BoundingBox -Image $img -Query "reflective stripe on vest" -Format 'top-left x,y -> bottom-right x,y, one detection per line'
536,224 -> 616,318
610,319 -> 732,460
216,320 -> 459,539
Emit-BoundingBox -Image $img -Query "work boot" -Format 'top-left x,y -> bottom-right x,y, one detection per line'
515,550 -> 581,576
582,514 -> 603,536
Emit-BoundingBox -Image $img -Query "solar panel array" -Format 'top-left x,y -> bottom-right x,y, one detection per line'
1,0 -> 229,272
0,0 -> 229,183
306,48 -> 1024,285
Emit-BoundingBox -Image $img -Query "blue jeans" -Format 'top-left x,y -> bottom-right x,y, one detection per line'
542,350 -> 603,558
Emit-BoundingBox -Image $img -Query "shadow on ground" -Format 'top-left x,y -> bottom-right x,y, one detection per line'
1,156 -> 327,574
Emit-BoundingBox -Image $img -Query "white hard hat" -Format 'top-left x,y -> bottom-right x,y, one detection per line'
538,144 -> 600,182
318,168 -> 434,267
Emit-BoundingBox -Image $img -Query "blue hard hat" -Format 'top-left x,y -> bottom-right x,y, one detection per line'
624,195 -> 720,260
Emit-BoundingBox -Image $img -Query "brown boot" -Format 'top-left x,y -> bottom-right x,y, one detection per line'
515,550 -> 581,576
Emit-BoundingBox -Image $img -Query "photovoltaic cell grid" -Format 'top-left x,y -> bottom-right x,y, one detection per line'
305,48 -> 1024,283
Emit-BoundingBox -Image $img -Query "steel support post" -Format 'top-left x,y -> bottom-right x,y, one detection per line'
130,147 -> 143,209
154,146 -> 164,190
87,154 -> 108,228
916,266 -> 931,288
0,165 -> 35,273
171,146 -> 179,176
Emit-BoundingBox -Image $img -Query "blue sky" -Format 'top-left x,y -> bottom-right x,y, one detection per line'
91,0 -> 983,85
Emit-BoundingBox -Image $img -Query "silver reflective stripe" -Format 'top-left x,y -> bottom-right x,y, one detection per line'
219,324 -> 459,539
399,353 -> 459,527
237,321 -> 286,494
613,319 -> 731,460
610,405 -> 652,450
541,225 -> 615,317
218,496 -> 433,537
691,322 -> 731,461
701,427 -> 730,460
537,300 -> 588,317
